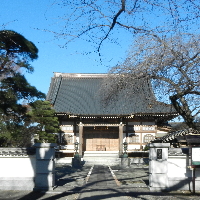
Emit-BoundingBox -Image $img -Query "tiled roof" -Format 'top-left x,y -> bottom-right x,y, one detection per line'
0,148 -> 36,156
158,128 -> 199,143
46,73 -> 177,116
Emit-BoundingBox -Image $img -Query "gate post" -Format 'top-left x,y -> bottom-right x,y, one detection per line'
149,143 -> 170,191
34,143 -> 56,191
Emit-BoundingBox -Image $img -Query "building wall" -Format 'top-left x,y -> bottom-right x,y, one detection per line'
59,119 -> 158,152
126,121 -> 156,150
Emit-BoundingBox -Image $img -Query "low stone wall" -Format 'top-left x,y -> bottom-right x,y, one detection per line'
0,148 -> 36,190
128,151 -> 149,165
168,148 -> 200,191
0,144 -> 56,191
128,151 -> 149,158
149,144 -> 200,192
129,157 -> 149,165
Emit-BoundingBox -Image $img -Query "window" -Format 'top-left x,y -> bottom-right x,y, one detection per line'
127,126 -> 134,131
142,126 -> 155,131
61,126 -> 73,131
128,134 -> 139,143
143,134 -> 155,143
127,126 -> 140,131
134,126 -> 140,131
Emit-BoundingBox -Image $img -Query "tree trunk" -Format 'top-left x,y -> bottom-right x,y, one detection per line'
170,95 -> 197,130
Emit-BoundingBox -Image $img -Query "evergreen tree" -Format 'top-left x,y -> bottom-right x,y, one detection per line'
0,30 -> 45,146
0,30 -> 38,78
28,100 -> 60,143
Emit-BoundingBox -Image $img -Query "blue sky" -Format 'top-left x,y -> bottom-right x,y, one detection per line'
0,0 -> 132,94
1,0 -> 199,99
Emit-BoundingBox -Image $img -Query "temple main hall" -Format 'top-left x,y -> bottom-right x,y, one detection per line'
47,73 -> 177,158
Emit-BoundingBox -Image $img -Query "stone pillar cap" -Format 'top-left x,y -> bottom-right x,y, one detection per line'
149,143 -> 170,148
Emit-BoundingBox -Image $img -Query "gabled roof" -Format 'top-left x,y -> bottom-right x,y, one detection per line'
46,73 -> 177,117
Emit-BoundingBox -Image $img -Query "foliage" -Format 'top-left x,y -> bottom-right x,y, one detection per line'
0,30 -> 45,147
28,100 -> 60,143
0,73 -> 45,117
0,75 -> 45,146
104,34 -> 200,129
143,145 -> 149,151
0,30 -> 38,78
0,30 -> 45,116
0,114 -> 37,147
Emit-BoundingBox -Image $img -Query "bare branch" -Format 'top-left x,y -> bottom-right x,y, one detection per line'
97,0 -> 126,53
105,33 -> 200,129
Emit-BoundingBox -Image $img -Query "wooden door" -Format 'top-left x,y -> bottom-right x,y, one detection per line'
83,127 -> 118,151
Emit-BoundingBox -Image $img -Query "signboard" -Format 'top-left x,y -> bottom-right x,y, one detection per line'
157,149 -> 162,160
192,147 -> 200,166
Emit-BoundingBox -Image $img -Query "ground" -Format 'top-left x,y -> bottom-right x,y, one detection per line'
0,164 -> 199,200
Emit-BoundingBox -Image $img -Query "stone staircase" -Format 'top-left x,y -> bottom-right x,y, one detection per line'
83,151 -> 121,166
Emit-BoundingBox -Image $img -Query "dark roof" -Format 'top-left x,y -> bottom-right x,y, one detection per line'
153,128 -> 200,143
46,73 -> 177,116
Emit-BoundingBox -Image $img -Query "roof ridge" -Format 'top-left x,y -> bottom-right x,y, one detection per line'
54,73 -> 107,78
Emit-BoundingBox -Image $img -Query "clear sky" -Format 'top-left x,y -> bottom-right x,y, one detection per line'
0,0 -> 132,95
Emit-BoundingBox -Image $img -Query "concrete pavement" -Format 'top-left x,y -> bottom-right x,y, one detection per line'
0,164 -> 200,200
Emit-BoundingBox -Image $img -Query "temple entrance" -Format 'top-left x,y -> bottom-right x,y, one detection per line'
83,127 -> 119,151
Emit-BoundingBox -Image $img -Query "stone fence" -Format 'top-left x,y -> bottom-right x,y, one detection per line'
0,143 -> 56,191
149,143 -> 200,192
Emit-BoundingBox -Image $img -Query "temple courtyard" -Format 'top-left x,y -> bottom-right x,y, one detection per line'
0,163 -> 199,200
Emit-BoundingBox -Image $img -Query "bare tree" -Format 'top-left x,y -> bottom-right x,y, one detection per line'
103,34 -> 200,129
49,1 -> 200,128
51,0 -> 200,52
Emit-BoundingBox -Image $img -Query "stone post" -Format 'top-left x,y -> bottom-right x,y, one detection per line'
149,143 -> 170,191
121,157 -> 130,168
34,143 -> 56,191
72,156 -> 82,168
119,123 -> 123,156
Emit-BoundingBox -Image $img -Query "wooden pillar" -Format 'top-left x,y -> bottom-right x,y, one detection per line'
125,121 -> 128,138
140,122 -> 143,150
74,119 -> 77,143
140,132 -> 143,150
119,123 -> 123,156
79,122 -> 83,157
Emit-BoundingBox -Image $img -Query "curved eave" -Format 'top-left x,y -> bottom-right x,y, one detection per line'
154,128 -> 200,143
55,112 -> 178,120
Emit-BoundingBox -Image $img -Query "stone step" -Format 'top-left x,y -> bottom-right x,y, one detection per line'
83,151 -> 120,165
83,156 -> 121,165
55,151 -> 121,165
83,151 -> 119,158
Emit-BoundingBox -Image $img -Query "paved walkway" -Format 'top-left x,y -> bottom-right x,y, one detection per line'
78,165 -> 130,199
0,164 -> 200,200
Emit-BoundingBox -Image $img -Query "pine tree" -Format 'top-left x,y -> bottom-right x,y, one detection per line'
28,100 -> 60,143
0,30 -> 45,146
